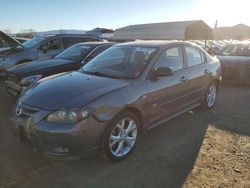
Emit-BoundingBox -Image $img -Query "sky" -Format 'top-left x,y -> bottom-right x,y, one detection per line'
0,0 -> 249,33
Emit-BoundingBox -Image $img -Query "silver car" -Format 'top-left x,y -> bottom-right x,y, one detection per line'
0,31 -> 100,76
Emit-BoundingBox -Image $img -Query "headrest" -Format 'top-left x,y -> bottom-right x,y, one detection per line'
134,51 -> 145,63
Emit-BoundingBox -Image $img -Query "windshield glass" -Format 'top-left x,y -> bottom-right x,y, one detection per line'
54,44 -> 93,61
21,36 -> 46,48
81,46 -> 156,79
221,43 -> 250,56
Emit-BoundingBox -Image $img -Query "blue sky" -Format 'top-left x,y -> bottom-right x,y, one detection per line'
0,0 -> 249,33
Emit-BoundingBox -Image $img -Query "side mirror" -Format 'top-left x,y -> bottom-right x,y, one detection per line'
155,67 -> 173,77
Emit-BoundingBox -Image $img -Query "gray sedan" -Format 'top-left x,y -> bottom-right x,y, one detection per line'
11,41 -> 221,161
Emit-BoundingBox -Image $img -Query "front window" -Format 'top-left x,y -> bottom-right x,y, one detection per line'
21,36 -> 46,48
54,44 -> 93,61
81,46 -> 156,79
155,47 -> 184,71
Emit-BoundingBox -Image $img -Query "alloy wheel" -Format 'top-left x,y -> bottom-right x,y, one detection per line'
109,118 -> 137,157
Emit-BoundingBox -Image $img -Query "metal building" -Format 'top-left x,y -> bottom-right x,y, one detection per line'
213,24 -> 250,40
114,20 -> 212,41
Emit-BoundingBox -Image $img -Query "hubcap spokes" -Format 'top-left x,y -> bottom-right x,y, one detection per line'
109,118 -> 137,157
207,85 -> 217,107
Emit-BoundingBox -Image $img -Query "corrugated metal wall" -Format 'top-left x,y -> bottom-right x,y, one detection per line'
114,20 -> 212,41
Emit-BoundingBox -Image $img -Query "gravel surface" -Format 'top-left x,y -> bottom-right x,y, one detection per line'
0,82 -> 249,188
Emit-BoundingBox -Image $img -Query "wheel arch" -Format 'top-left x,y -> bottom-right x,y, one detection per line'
98,106 -> 143,148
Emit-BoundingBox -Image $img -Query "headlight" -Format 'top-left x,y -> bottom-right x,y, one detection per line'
19,75 -> 42,86
46,108 -> 94,124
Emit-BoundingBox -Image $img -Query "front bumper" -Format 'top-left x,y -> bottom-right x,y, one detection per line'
11,106 -> 107,159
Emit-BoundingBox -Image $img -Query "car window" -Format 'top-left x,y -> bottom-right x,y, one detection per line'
22,36 -> 46,48
54,44 -> 93,61
64,37 -> 87,48
185,46 -> 203,67
221,43 -> 250,56
155,47 -> 184,71
81,46 -> 156,79
84,45 -> 111,63
41,38 -> 63,50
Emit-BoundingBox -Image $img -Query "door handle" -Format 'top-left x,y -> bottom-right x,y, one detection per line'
180,76 -> 188,82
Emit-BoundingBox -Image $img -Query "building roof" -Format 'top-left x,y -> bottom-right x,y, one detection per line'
114,20 -> 212,41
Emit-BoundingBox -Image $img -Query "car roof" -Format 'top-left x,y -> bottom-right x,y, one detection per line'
37,34 -> 100,41
114,40 -> 197,48
74,42 -> 116,47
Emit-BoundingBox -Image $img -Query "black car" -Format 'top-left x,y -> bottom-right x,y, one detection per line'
218,41 -> 250,83
12,41 -> 221,161
0,31 -> 101,76
5,42 -> 114,96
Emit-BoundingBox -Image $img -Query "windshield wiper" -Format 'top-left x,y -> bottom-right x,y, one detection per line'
82,70 -> 133,79
82,70 -> 114,78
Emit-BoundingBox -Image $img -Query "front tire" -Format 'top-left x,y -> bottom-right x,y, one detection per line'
203,82 -> 218,109
101,111 -> 140,162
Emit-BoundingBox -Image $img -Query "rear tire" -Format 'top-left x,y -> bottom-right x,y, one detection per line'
203,82 -> 218,109
101,111 -> 140,162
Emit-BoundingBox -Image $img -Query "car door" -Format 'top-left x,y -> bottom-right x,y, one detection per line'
183,45 -> 211,104
38,38 -> 64,59
144,46 -> 190,124
233,44 -> 250,82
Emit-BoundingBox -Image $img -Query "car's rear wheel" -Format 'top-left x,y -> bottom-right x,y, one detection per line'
101,111 -> 140,161
203,82 -> 218,109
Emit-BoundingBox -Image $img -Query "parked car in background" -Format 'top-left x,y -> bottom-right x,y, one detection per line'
0,31 -> 101,77
14,37 -> 30,44
12,41 -> 221,161
0,31 -> 21,52
218,41 -> 250,83
5,42 -> 115,97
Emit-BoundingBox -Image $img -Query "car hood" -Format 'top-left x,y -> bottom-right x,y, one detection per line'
20,71 -> 131,110
0,31 -> 22,48
7,58 -> 74,78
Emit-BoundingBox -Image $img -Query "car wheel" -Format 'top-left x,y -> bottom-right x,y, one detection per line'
203,82 -> 218,109
101,111 -> 140,161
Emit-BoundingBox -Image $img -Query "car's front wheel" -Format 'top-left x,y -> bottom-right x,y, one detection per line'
101,111 -> 140,161
203,82 -> 218,109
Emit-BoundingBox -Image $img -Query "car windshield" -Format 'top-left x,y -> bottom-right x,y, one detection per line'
221,43 -> 250,56
54,44 -> 93,61
21,36 -> 46,48
81,46 -> 156,79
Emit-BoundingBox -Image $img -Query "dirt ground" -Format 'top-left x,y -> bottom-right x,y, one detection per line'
0,81 -> 249,188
